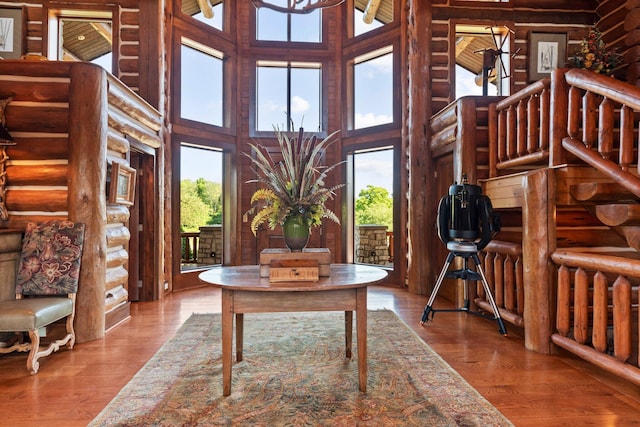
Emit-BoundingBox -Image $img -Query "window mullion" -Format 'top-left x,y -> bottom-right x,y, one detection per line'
287,63 -> 292,131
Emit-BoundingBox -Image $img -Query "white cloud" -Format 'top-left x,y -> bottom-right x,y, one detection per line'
355,112 -> 393,129
291,95 -> 309,114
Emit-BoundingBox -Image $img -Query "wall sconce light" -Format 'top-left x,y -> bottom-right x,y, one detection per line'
251,0 -> 345,14
0,98 -> 15,221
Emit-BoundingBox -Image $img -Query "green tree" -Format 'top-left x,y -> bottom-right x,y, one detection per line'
180,180 -> 211,232
355,185 -> 393,230
195,178 -> 222,224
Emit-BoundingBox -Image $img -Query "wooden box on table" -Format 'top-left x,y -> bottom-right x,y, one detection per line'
260,248 -> 331,279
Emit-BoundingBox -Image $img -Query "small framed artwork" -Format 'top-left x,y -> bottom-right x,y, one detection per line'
0,7 -> 25,59
528,32 -> 567,82
109,162 -> 136,206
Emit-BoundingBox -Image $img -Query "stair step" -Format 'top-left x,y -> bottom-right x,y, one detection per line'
571,182 -> 637,202
596,204 -> 640,226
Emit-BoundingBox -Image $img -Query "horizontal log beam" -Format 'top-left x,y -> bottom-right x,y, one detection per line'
7,164 -> 67,186
6,189 -> 67,211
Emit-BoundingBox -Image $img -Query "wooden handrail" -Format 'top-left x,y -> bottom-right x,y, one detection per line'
562,137 -> 640,199
564,68 -> 640,110
495,78 -> 550,111
551,249 -> 640,276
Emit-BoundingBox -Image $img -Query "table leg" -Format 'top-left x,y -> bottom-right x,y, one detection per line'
356,287 -> 367,393
345,311 -> 353,359
221,289 -> 233,396
236,313 -> 244,362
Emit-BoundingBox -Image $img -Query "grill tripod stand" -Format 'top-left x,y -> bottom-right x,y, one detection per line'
420,241 -> 507,336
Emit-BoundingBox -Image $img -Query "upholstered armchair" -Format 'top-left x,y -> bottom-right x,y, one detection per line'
0,221 -> 85,374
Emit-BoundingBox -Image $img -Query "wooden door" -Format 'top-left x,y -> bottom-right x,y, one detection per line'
128,150 -> 158,301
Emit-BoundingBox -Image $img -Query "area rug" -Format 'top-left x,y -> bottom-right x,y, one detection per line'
90,310 -> 513,426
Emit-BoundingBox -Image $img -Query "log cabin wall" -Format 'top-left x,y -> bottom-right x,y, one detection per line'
0,61 -> 161,343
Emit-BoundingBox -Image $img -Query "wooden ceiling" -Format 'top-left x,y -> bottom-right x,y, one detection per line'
355,0 -> 393,24
62,20 -> 111,62
456,33 -> 499,75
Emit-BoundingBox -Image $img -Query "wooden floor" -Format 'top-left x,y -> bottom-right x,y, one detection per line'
1,284 -> 639,426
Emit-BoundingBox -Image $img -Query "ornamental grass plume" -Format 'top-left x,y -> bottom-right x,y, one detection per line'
244,126 -> 345,236
570,27 -> 623,75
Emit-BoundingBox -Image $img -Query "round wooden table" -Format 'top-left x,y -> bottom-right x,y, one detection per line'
199,263 -> 388,396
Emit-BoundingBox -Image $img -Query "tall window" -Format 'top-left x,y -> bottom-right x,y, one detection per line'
351,147 -> 395,267
353,46 -> 394,129
256,61 -> 321,132
180,38 -> 224,127
180,144 -> 224,270
256,4 -> 321,42
182,0 -> 224,30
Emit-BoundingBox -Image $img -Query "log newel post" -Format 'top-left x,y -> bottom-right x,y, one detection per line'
69,63 -> 108,342
522,168 -> 556,354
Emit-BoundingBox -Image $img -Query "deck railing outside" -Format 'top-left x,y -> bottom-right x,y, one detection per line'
181,232 -> 200,263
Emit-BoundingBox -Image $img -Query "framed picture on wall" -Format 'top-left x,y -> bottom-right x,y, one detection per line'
109,162 -> 137,206
0,7 -> 25,59
528,32 -> 567,82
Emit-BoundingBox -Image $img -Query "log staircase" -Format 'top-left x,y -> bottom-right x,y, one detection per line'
430,68 -> 640,386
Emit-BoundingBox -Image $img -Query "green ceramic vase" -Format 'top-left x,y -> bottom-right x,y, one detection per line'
282,215 -> 310,252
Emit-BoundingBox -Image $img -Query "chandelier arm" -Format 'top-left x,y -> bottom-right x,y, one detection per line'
251,0 -> 345,14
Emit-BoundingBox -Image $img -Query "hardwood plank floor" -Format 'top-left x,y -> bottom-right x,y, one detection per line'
1,284 -> 639,426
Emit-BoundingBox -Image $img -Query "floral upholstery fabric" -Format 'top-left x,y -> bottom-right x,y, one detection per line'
16,221 -> 85,296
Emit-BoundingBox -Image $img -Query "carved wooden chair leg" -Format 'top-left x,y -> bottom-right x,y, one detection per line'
26,330 -> 41,375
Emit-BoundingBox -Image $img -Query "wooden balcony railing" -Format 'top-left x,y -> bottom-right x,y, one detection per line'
489,78 -> 551,177
556,68 -> 640,198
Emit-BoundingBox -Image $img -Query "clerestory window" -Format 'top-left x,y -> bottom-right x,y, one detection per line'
182,0 -> 224,31
255,60 -> 322,132
256,2 -> 321,43
351,46 -> 394,130
180,38 -> 224,127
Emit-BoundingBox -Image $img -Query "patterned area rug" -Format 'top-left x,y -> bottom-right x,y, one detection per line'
90,311 -> 513,426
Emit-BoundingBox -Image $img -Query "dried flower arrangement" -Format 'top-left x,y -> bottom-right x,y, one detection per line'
244,126 -> 344,236
569,27 -> 623,76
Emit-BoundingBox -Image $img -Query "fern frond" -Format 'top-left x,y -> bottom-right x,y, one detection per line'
249,206 -> 279,236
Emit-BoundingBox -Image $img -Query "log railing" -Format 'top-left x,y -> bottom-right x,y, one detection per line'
479,240 -> 525,328
489,78 -> 551,177
550,249 -> 640,386
430,96 -> 503,184
557,68 -> 640,198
